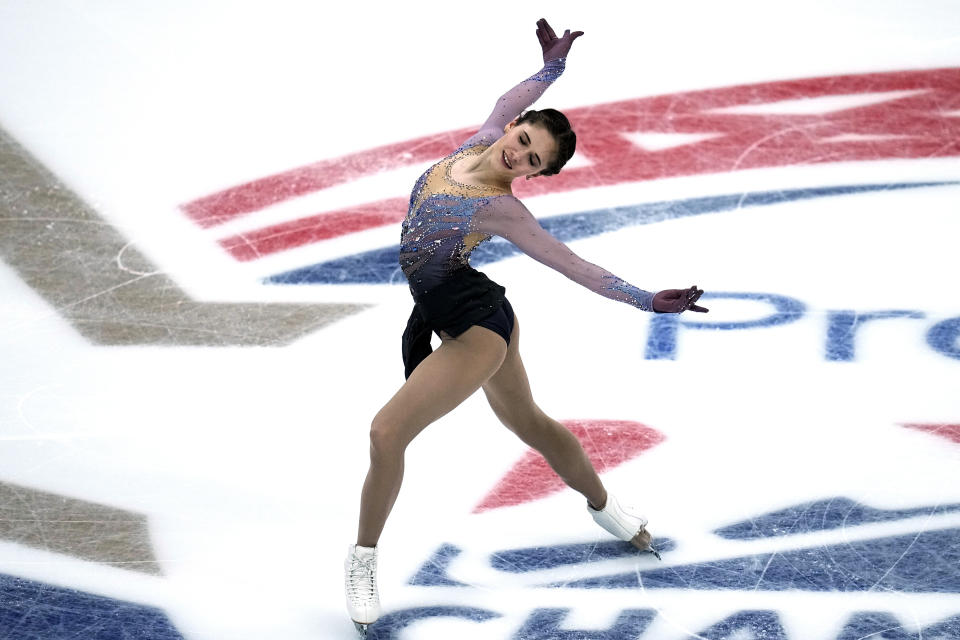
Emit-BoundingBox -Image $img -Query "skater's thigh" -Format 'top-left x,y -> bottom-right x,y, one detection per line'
373,325 -> 508,446
481,317 -> 542,431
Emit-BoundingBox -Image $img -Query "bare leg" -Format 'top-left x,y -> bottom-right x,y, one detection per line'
356,325 -> 508,548
481,317 -> 608,510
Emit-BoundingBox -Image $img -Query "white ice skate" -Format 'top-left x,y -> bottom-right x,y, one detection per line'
344,544 -> 381,637
588,493 -> 662,560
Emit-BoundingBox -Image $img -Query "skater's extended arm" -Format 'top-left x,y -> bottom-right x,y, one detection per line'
475,197 -> 648,309
459,19 -> 583,150
476,196 -> 708,313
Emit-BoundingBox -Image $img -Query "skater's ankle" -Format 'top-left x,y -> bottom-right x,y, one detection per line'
588,492 -> 608,512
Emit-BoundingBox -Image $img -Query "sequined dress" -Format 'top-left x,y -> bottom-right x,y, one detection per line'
399,57 -> 654,313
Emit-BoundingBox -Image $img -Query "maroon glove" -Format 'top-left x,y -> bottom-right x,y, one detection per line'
537,18 -> 584,63
653,286 -> 709,313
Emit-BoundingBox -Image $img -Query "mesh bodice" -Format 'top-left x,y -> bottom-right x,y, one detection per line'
400,145 -> 505,292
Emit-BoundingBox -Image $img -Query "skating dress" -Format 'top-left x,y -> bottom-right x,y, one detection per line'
400,58 -> 653,378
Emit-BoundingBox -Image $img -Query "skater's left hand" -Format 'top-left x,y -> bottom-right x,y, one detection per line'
537,18 -> 584,63
653,286 -> 708,313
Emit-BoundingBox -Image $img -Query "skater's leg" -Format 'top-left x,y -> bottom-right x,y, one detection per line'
481,317 -> 654,551
348,325 -> 508,629
357,325 -> 508,548
481,317 -> 608,510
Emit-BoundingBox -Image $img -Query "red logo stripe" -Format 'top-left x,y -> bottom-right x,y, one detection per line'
220,196 -> 407,261
182,130 -> 473,228
473,420 -> 665,513
902,423 -> 960,445
184,68 -> 960,261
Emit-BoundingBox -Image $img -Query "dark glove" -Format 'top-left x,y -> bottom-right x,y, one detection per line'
653,286 -> 709,313
537,18 -> 584,63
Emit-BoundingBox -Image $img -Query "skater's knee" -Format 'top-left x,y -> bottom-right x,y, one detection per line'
368,413 -> 408,459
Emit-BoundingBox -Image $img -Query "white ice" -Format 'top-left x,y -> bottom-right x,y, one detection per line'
1,2 -> 959,639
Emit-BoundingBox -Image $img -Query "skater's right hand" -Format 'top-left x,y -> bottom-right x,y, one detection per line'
536,18 -> 584,63
653,286 -> 709,313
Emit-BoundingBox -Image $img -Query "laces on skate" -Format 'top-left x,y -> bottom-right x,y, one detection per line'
346,555 -> 378,600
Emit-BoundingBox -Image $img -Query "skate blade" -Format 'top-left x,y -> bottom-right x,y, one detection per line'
353,621 -> 369,638
629,531 -> 662,560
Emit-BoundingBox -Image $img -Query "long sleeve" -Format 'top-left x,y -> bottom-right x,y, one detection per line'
458,58 -> 566,150
474,196 -> 655,311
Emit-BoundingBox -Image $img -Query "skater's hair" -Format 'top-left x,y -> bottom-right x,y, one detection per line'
516,108 -> 576,177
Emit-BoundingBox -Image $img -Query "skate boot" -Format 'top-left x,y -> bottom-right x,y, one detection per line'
588,493 -> 662,560
344,544 -> 381,637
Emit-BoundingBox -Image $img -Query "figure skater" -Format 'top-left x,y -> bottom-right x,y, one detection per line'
345,18 -> 707,635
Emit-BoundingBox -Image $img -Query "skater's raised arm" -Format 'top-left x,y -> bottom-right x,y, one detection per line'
475,197 -> 707,313
459,19 -> 583,150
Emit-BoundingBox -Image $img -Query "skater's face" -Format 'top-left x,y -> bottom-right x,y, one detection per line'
498,121 -> 558,180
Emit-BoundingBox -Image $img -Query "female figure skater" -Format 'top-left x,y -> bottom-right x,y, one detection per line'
345,18 -> 707,634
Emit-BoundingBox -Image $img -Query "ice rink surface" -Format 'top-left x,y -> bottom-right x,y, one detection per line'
1,1 -> 959,638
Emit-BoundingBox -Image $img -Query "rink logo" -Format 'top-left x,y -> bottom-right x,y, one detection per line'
365,497 -> 960,639
178,67 -> 960,268
644,291 -> 960,361
409,497 -> 960,593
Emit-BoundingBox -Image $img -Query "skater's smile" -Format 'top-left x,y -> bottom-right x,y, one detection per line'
494,121 -> 557,179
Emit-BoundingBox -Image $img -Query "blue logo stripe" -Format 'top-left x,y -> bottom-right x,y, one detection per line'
489,539 -> 677,574
560,527 -> 960,592
266,181 -> 955,285
715,497 -> 960,540
0,573 -> 184,639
